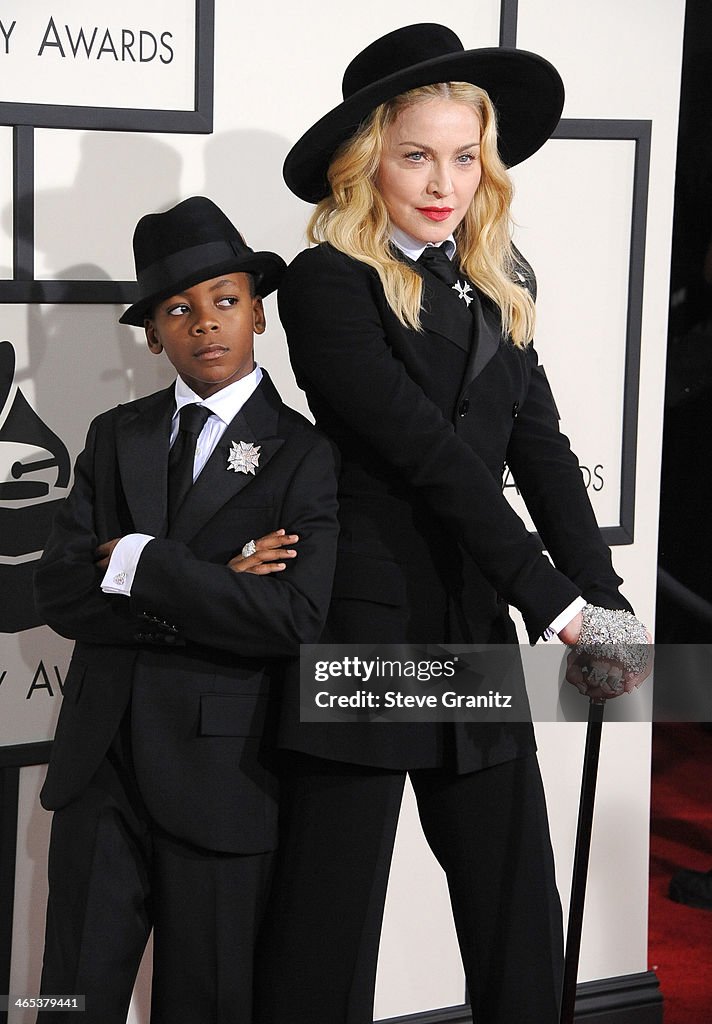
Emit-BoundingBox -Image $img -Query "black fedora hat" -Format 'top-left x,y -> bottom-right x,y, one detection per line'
120,196 -> 287,326
284,23 -> 564,204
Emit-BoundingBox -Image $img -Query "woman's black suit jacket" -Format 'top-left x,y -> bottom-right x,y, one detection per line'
278,243 -> 632,772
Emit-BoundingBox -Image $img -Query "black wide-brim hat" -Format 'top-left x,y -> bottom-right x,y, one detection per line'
120,196 -> 287,326
284,23 -> 565,204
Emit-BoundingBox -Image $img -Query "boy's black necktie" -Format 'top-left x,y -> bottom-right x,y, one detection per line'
417,245 -> 458,286
168,403 -> 212,523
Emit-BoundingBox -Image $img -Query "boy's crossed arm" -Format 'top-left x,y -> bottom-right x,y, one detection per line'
35,418 -> 338,656
95,528 -> 298,574
127,436 -> 338,658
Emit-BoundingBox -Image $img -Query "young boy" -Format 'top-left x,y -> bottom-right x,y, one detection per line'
33,197 -> 338,1023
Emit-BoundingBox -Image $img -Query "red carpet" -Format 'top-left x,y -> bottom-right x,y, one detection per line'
649,724 -> 712,1022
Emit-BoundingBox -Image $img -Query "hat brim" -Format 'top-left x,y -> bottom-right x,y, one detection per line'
119,251 -> 286,327
284,47 -> 564,203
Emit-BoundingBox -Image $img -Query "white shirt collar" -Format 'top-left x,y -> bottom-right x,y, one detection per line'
173,364 -> 263,426
390,226 -> 456,262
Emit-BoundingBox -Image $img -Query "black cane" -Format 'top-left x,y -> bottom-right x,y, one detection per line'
560,696 -> 606,1024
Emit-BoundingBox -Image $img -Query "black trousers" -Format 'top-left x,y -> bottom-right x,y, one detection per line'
254,751 -> 563,1024
37,720 -> 273,1024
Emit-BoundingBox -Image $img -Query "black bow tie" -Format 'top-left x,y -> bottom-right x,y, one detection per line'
417,245 -> 458,286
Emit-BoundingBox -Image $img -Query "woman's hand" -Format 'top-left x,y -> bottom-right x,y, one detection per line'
559,606 -> 652,699
227,530 -> 299,575
565,641 -> 653,699
557,611 -> 583,647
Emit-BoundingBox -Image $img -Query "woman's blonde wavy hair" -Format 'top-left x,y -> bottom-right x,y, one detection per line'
307,82 -> 535,347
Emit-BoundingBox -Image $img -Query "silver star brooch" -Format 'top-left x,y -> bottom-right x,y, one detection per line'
452,280 -> 473,306
227,440 -> 261,475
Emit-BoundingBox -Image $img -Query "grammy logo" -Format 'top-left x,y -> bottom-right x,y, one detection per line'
0,340 -> 71,633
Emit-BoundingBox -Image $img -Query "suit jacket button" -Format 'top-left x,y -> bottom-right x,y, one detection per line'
512,401 -> 519,418
134,632 -> 145,642
458,399 -> 470,417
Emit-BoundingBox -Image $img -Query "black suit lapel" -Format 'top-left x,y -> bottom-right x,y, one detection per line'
395,247 -> 504,384
393,248 -> 472,353
416,262 -> 502,390
391,247 -> 504,382
168,374 -> 285,543
419,274 -> 474,353
458,291 -> 503,396
115,386 -> 174,537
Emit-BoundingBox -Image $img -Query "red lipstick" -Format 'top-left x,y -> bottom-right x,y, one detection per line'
417,207 -> 454,222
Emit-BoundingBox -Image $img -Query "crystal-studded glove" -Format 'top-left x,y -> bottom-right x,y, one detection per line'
572,604 -> 650,677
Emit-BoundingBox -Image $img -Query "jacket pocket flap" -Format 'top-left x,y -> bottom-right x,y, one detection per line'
332,552 -> 405,607
200,694 -> 268,737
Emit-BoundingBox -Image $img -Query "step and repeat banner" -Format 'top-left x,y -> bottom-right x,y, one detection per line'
0,0 -> 212,748
0,1 -> 204,125
1,0 -> 684,1021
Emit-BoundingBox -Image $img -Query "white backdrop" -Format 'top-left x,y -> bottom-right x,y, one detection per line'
0,3 -> 195,110
1,0 -> 684,1020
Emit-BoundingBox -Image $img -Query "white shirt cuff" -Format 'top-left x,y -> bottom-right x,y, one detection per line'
542,596 -> 587,641
100,534 -> 155,596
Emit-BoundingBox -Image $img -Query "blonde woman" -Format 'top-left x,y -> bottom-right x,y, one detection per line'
255,24 -> 650,1024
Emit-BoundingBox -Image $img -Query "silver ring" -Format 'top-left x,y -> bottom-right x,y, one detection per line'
241,539 -> 257,558
602,677 -> 625,696
589,667 -> 609,685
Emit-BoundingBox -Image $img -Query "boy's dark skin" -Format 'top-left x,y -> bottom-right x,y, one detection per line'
35,263 -> 338,1023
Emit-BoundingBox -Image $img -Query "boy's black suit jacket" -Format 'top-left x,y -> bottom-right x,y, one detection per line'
35,372 -> 338,854
278,243 -> 632,772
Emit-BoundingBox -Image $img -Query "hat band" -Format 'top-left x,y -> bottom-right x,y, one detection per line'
137,239 -> 246,298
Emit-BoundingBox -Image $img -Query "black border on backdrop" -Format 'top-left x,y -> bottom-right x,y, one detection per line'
499,0 -> 519,47
0,0 -> 214,133
549,119 -> 651,546
0,0 -> 214,305
500,1 -> 651,544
